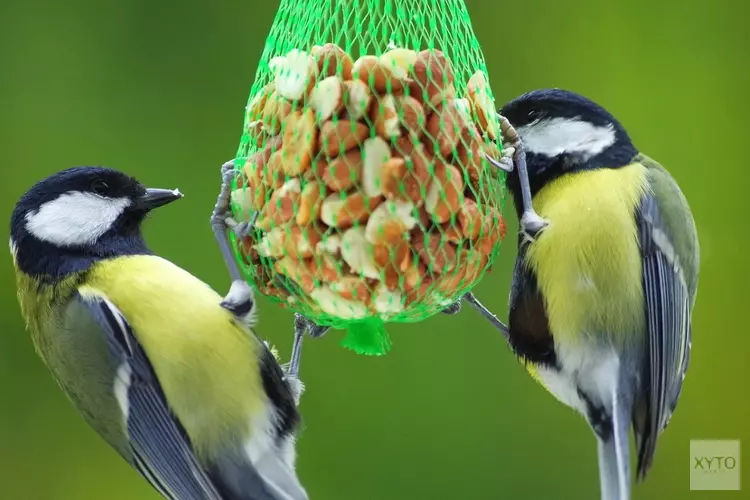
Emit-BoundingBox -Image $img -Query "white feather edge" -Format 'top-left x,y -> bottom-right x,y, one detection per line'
24,192 -> 130,247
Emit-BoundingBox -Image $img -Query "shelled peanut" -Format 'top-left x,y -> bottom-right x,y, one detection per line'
232,43 -> 506,320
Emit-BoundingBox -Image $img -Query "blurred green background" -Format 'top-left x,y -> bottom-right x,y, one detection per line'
1,0 -> 747,498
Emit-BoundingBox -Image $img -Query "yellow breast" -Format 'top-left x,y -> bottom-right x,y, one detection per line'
524,163 -> 649,346
83,255 -> 263,457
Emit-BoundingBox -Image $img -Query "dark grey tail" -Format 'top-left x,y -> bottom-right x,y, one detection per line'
207,449 -> 308,500
596,379 -> 634,500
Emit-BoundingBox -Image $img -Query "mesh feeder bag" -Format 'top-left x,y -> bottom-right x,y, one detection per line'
229,0 -> 508,355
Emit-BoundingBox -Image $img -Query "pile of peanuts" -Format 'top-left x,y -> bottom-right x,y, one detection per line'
231,43 -> 506,320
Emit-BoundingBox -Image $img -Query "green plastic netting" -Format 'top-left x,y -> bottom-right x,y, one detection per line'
229,0 -> 508,356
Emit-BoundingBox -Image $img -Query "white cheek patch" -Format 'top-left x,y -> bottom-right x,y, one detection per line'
519,117 -> 616,159
25,191 -> 131,247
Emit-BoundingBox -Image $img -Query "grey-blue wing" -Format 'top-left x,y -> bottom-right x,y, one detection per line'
635,191 -> 693,479
74,291 -> 223,500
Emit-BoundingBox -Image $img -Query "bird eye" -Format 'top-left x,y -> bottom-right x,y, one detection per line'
91,180 -> 109,195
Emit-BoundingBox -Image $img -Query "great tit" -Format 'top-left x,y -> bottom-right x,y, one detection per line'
475,89 -> 699,500
10,167 -> 309,500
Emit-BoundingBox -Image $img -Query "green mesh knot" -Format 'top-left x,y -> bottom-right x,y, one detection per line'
228,0 -> 508,355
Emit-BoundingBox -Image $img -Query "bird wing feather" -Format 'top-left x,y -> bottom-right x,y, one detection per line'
634,169 -> 696,479
72,290 -> 224,500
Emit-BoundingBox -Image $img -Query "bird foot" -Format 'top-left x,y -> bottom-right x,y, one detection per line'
308,323 -> 330,339
210,161 -> 236,232
211,160 -> 254,283
441,301 -> 462,315
287,314 -> 330,379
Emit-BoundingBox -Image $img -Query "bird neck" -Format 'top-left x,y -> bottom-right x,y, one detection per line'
14,269 -> 86,346
507,146 -> 638,217
12,232 -> 152,282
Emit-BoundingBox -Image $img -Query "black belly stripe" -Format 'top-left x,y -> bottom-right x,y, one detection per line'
507,256 -> 558,368
259,346 -> 300,441
577,388 -> 612,440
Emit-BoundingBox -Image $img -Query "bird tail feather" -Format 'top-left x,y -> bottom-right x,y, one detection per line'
207,446 -> 308,500
252,445 -> 309,500
597,385 -> 632,500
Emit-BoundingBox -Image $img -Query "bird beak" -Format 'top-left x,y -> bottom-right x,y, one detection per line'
135,188 -> 183,210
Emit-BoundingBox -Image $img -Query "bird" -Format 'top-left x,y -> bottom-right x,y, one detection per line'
10,166 -> 309,500
483,89 -> 699,500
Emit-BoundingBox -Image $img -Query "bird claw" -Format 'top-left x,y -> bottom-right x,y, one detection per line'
441,301 -> 462,315
210,160 -> 237,231
232,220 -> 256,238
308,323 -> 330,339
221,160 -> 235,176
294,314 -> 330,340
498,113 -> 520,145
485,152 -> 514,173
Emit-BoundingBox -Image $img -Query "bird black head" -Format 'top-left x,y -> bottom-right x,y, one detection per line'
500,89 -> 639,214
10,166 -> 182,279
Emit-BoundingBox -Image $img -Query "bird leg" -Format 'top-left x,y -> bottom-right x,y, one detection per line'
439,117 -> 530,338
210,160 -> 256,283
462,292 -> 510,341
485,114 -> 548,238
440,301 -> 462,315
435,293 -> 509,340
287,314 -> 329,379
212,160 -> 260,327
211,160 -> 331,381
285,314 -> 327,403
